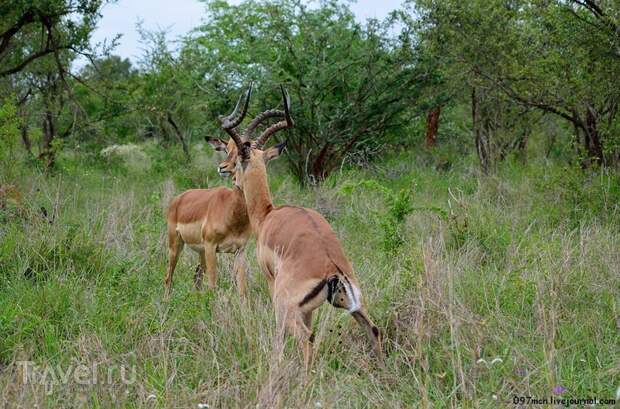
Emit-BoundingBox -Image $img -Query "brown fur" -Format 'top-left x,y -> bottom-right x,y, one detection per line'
168,188 -> 247,227
164,147 -> 251,298
236,147 -> 383,371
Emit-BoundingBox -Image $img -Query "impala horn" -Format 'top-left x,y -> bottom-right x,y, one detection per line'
219,82 -> 253,148
254,85 -> 294,149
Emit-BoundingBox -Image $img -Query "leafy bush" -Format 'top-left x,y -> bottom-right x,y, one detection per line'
0,98 -> 21,181
340,179 -> 414,254
187,0 -> 428,183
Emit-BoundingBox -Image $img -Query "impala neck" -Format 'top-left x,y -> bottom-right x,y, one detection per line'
242,161 -> 273,232
230,185 -> 248,215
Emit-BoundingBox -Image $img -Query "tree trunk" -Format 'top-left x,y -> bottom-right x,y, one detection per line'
39,103 -> 55,168
472,88 -> 489,174
166,112 -> 190,161
584,107 -> 604,165
425,106 -> 441,147
515,127 -> 529,162
16,89 -> 32,155
310,143 -> 331,182
20,121 -> 31,155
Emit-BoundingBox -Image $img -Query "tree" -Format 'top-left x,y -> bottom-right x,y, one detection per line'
0,0 -> 107,77
409,0 -> 620,168
128,27 -> 208,160
71,55 -> 139,145
186,0 -> 429,183
0,0 -> 110,166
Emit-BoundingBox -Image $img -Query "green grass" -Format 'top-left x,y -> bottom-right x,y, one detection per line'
1,144 -> 619,408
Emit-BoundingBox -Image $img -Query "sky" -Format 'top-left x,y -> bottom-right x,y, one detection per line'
89,0 -> 404,63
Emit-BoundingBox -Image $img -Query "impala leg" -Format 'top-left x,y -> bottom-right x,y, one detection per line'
287,309 -> 314,373
300,311 -> 314,373
164,229 -> 184,296
233,247 -> 248,299
276,302 -> 314,373
195,251 -> 207,290
351,308 -> 383,360
273,302 -> 288,364
204,243 -> 217,290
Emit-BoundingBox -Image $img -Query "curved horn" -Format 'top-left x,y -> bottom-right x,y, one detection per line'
219,82 -> 253,147
242,109 -> 285,140
255,85 -> 294,148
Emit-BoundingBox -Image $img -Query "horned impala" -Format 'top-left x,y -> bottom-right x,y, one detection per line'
164,85 -> 289,297
221,84 -> 383,371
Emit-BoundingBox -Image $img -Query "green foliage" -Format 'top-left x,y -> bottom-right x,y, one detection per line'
532,164 -> 620,229
72,55 -> 139,144
0,0 -> 107,77
0,0 -> 111,169
182,0 -> 428,182
408,0 -> 620,166
0,100 -> 20,145
1,147 -> 618,406
1,2 -> 620,403
378,188 -> 414,254
0,98 -> 22,181
340,179 -> 415,254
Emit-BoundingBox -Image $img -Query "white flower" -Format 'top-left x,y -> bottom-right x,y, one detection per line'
198,404 -> 210,409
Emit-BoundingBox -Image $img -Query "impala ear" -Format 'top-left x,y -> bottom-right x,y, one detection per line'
264,141 -> 287,163
206,137 -> 227,152
240,141 -> 252,159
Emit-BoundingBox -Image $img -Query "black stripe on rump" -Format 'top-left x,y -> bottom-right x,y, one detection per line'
327,276 -> 340,304
299,279 -> 327,307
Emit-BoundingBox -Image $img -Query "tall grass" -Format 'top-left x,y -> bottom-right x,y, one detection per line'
1,145 -> 618,408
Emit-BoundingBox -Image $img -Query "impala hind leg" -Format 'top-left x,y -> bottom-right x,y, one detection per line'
233,247 -> 248,299
351,309 -> 383,360
300,311 -> 314,372
275,302 -> 314,373
164,229 -> 184,295
273,303 -> 288,363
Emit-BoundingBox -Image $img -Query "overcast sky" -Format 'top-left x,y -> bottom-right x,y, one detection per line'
90,0 -> 404,63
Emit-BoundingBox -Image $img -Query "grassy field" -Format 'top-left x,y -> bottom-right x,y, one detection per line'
0,143 -> 619,408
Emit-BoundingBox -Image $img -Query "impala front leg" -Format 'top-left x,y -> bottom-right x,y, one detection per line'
195,251 -> 207,289
204,243 -> 217,290
233,247 -> 248,299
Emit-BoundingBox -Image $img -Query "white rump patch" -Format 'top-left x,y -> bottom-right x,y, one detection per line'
345,280 -> 361,312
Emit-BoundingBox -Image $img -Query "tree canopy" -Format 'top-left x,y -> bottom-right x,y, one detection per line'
410,0 -> 620,167
1,0 -> 620,179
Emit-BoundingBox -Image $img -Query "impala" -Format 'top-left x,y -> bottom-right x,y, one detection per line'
164,86 -> 289,297
222,84 -> 382,370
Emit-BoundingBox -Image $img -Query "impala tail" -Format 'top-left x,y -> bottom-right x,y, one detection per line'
326,272 -> 362,312
320,271 -> 383,358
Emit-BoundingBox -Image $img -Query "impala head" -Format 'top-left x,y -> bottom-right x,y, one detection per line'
216,83 -> 293,187
205,137 -> 240,177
